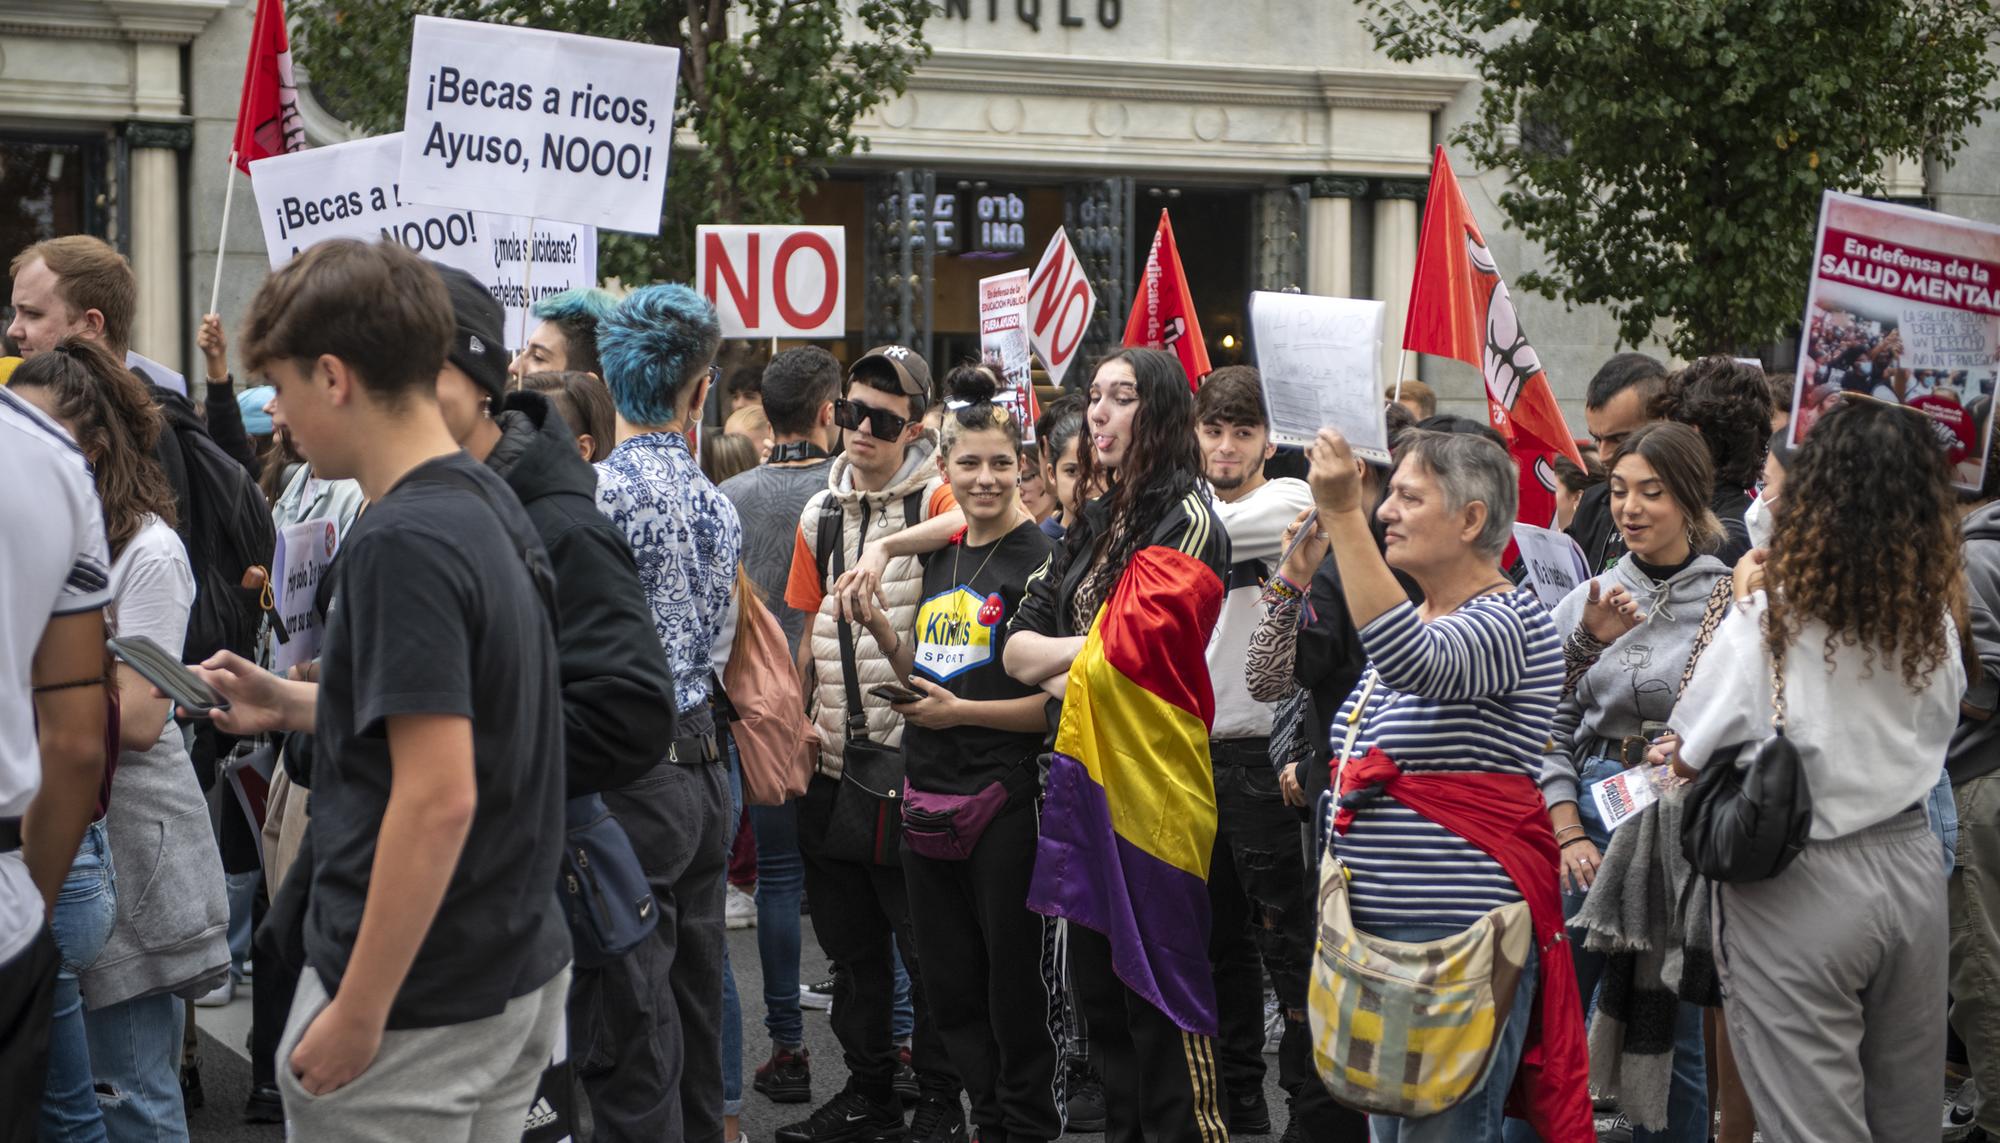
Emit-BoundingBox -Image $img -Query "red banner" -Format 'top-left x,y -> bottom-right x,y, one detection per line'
1122,210 -> 1211,389
232,0 -> 305,173
1404,146 -> 1581,530
1818,226 -> 2000,316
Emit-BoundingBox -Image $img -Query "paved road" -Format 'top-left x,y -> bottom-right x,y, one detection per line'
186,918 -> 1295,1141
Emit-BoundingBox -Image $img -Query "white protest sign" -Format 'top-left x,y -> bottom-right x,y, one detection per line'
696,225 -> 845,339
1590,766 -> 1661,834
979,269 -> 1036,443
272,518 -> 340,673
1511,522 -> 1590,609
1247,291 -> 1387,459
1025,229 -> 1096,387
399,16 -> 679,235
1900,303 -> 1999,371
249,134 -> 597,346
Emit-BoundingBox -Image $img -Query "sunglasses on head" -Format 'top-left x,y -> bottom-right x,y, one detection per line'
834,397 -> 910,442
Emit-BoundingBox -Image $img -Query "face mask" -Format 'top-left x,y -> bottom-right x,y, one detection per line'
1745,492 -> 1775,550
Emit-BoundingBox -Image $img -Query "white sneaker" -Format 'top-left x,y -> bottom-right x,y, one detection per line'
726,884 -> 757,930
193,975 -> 235,1008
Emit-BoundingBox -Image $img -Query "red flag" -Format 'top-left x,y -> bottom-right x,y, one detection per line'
231,0 -> 305,173
1404,146 -> 1582,530
1123,210 -> 1211,389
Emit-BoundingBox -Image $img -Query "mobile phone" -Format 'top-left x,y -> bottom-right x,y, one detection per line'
868,682 -> 925,705
107,635 -> 229,716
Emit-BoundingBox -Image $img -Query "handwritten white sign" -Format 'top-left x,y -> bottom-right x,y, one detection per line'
1248,291 -> 1387,459
1511,522 -> 1590,609
271,518 -> 340,673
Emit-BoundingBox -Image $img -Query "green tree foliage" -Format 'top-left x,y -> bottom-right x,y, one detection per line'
1363,0 -> 2000,355
292,0 -> 931,282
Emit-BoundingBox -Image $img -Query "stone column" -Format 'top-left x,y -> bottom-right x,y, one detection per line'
1306,177 -> 1367,298
1373,177 -> 1427,386
125,121 -> 191,373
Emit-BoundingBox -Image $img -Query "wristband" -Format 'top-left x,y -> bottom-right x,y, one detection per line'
1270,574 -> 1305,600
1554,824 -> 1586,840
1560,836 -> 1593,851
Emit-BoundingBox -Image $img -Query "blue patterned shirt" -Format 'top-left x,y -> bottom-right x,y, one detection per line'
595,432 -> 742,715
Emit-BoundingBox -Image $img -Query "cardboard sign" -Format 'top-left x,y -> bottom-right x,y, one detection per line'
1791,192 -> 2000,490
1247,291 -> 1387,458
978,269 -> 1036,442
250,133 -> 597,346
272,518 -> 339,673
398,16 -> 680,234
1025,228 -> 1096,387
1512,523 -> 1590,608
696,225 -> 846,339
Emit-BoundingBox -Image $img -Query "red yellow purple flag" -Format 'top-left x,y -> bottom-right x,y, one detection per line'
1122,210 -> 1212,389
1403,146 -> 1582,529
1027,541 -> 1225,1035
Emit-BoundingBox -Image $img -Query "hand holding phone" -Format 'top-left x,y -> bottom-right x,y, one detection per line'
868,681 -> 926,705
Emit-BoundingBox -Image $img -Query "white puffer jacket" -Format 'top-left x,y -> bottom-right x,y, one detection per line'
797,438 -> 948,777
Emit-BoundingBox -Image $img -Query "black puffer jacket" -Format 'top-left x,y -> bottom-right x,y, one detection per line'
486,390 -> 677,795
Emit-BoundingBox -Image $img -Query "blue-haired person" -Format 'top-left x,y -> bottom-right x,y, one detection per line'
592,283 -> 743,1142
509,286 -> 619,381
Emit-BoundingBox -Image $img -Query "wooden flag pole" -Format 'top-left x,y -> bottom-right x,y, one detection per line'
209,152 -> 239,315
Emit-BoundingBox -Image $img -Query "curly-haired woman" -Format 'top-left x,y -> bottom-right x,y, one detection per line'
1674,398 -> 1965,1142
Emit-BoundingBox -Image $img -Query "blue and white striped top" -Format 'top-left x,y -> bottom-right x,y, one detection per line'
1330,588 -> 1561,931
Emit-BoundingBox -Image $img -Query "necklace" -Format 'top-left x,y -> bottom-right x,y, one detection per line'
952,527 -> 1009,593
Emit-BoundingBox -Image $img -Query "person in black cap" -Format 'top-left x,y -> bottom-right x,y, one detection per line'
430,264 -> 685,1139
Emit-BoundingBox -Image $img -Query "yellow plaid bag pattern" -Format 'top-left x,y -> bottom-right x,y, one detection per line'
1307,855 -> 1533,1118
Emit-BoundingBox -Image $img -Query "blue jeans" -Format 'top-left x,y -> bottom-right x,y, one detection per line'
1505,757 -> 1707,1143
224,869 -> 259,978
722,744 -> 744,1120
1365,922 -> 1537,1143
893,941 -> 913,1043
749,801 -> 805,1048
43,820 -> 115,1143
85,992 -> 190,1142
1930,766 -> 1959,873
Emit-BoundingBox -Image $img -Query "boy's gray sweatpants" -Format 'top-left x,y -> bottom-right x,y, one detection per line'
277,964 -> 571,1142
1714,808 -> 1945,1143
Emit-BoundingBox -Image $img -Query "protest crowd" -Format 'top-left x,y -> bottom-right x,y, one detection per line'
6,12 -> 2000,1143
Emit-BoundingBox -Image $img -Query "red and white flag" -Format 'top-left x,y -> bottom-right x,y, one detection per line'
1122,209 -> 1211,389
1403,146 -> 1581,529
231,0 -> 305,172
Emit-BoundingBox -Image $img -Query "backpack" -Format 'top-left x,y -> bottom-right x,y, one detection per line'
715,577 -> 815,806
150,387 -> 275,665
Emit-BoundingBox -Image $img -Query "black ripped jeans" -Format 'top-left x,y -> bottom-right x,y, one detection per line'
1207,738 -> 1367,1141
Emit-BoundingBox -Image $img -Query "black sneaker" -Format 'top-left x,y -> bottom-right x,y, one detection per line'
894,1047 -> 920,1103
756,1044 -> 814,1104
907,1094 -> 967,1143
1227,1090 -> 1272,1136
1063,1069 -> 1105,1133
180,1058 -> 204,1113
776,1087 -> 904,1143
802,976 -> 836,1012
1594,1112 -> 1634,1143
244,1083 -> 284,1124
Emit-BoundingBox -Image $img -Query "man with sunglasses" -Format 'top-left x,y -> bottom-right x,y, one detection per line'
780,347 -> 965,1143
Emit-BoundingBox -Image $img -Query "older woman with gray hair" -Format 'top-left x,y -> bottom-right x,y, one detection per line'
1303,427 -> 1590,1143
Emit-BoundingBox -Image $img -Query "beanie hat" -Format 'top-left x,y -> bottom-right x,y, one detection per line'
237,385 -> 275,435
432,264 -> 509,404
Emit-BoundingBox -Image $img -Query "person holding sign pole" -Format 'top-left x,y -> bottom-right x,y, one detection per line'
1512,422 -> 1731,1143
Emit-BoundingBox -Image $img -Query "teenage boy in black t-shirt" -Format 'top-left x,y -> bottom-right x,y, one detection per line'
189,239 -> 570,1140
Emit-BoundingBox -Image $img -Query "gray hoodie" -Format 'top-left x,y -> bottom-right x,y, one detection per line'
1951,501 -> 2000,784
1539,553 -> 1731,810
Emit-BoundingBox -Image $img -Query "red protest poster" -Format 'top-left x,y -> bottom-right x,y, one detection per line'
1793,192 -> 2000,490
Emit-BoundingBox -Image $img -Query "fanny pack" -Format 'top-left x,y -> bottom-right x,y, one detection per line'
902,758 -> 1039,861
560,794 -> 658,968
1306,671 -> 1532,1117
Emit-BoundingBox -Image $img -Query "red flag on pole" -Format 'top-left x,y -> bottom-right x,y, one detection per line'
231,0 -> 305,173
1403,146 -> 1582,530
1123,209 -> 1211,389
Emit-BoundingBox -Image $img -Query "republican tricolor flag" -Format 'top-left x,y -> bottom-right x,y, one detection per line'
1122,210 -> 1212,389
1403,147 -> 1581,529
231,0 -> 306,173
1027,541 -> 1224,1036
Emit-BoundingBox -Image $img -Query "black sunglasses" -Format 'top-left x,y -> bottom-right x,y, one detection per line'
834,397 -> 909,442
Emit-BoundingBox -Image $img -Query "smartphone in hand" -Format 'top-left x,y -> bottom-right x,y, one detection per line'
107,635 -> 228,717
868,681 -> 925,705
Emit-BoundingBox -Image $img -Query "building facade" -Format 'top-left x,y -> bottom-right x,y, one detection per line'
1,0 -> 1990,422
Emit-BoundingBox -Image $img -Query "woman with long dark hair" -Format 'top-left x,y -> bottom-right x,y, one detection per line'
1673,399 -> 1965,1141
12,338 -> 229,1143
1005,347 -> 1233,1143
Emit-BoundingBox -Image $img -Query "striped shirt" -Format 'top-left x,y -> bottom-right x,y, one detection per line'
1330,587 -> 1561,931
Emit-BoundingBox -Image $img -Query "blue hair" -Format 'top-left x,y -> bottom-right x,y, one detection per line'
597,283 -> 721,426
532,286 -> 619,326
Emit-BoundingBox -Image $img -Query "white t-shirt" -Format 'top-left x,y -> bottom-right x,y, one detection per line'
0,388 -> 113,964
107,518 -> 197,745
1206,476 -> 1316,740
1677,590 -> 1965,841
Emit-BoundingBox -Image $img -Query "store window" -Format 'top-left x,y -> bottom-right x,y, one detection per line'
1,134 -> 109,343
